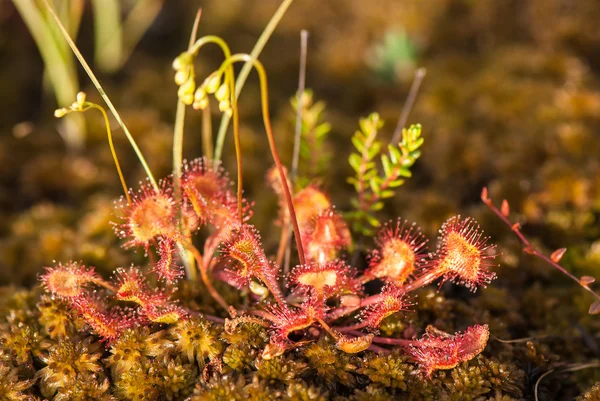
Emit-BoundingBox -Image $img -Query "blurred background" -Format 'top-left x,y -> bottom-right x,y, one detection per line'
3,1 -> 600,397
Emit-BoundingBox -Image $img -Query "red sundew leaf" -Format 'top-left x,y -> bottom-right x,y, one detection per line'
550,248 -> 567,263
501,200 -> 510,217
523,246 -> 536,255
511,223 -> 521,231
589,301 -> 600,315
432,216 -> 498,292
580,276 -> 596,286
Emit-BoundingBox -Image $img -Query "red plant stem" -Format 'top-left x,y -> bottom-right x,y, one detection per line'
370,336 -> 413,346
217,55 -> 306,265
368,343 -> 390,353
258,274 -> 286,307
230,70 -> 243,223
345,329 -> 412,346
327,271 -> 443,322
481,188 -> 600,302
316,316 -> 340,340
187,242 -> 229,312
203,314 -> 226,324
334,320 -> 369,332
250,309 -> 278,322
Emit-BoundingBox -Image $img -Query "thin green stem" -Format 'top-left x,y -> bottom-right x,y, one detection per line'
213,0 -> 294,163
173,9 -> 202,197
214,54 -> 306,265
84,104 -> 131,204
42,0 -> 158,190
201,104 -> 214,160
173,9 -> 202,283
391,67 -> 426,144
178,35 -> 243,222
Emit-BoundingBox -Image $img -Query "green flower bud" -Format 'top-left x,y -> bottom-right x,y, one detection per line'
205,74 -> 221,94
180,93 -> 194,106
175,69 -> 190,86
54,108 -> 69,118
219,100 -> 232,116
192,97 -> 209,110
194,87 -> 207,103
215,83 -> 230,102
178,78 -> 196,99
76,91 -> 87,106
172,51 -> 193,71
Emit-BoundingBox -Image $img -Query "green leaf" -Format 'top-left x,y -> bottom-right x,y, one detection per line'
363,168 -> 378,181
367,141 -> 382,160
349,153 -> 362,172
366,213 -> 381,228
369,178 -> 381,194
381,154 -> 391,176
380,189 -> 395,198
316,122 -> 331,138
351,136 -> 364,153
370,201 -> 384,211
397,168 -> 412,178
388,145 -> 401,164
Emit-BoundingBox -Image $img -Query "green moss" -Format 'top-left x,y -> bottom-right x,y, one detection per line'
303,337 -> 358,388
358,350 -> 413,390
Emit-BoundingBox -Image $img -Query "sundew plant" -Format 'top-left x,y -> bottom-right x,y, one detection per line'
3,2 -> 600,400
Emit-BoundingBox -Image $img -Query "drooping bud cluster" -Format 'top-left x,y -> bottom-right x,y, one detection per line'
172,51 -> 233,114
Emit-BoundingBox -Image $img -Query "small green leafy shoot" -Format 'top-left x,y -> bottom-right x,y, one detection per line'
290,90 -> 332,188
347,113 -> 423,236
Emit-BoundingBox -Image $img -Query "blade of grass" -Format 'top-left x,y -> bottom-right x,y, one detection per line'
121,0 -> 165,70
14,0 -> 84,150
213,0 -> 294,164
91,0 -> 123,73
41,0 -> 158,190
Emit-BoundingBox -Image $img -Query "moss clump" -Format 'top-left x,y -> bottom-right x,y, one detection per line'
358,350 -> 413,390
0,362 -> 36,401
255,354 -> 308,383
303,337 -> 358,388
221,320 -> 268,372
170,318 -> 222,368
37,337 -> 104,399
